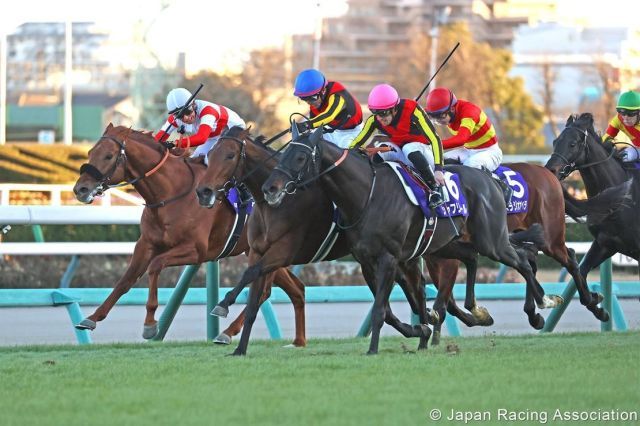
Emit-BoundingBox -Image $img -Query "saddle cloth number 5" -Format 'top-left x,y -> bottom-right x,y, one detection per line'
501,170 -> 525,198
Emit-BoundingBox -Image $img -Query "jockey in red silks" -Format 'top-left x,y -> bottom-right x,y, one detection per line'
425,87 -> 512,203
602,90 -> 640,162
349,83 -> 445,208
154,88 -> 246,166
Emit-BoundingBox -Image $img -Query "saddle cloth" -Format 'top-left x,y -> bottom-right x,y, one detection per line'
494,165 -> 529,214
385,162 -> 469,219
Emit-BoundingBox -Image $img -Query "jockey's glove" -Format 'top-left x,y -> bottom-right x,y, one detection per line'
162,141 -> 176,149
177,125 -> 186,135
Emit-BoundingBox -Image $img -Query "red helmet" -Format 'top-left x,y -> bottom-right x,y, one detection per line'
425,87 -> 457,114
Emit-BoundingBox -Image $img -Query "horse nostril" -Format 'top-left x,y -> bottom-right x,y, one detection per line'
76,186 -> 88,196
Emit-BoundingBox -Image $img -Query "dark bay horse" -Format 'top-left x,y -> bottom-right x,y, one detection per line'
263,128 -> 554,354
196,127 -> 468,355
72,124 -> 306,345
427,161 -> 609,335
545,113 -> 639,282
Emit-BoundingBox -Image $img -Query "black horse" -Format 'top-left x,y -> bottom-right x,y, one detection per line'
546,113 -> 639,282
263,128 -> 556,354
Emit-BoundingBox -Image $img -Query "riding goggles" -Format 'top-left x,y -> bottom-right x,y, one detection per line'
426,110 -> 449,120
300,93 -> 322,103
370,108 -> 394,118
616,108 -> 639,117
175,107 -> 195,119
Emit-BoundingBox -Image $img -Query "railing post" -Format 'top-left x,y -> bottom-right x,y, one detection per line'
153,264 -> 200,341
206,261 -> 219,340
600,258 -> 613,332
260,301 -> 282,339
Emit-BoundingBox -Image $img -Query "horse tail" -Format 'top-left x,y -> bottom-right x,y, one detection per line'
509,223 -> 545,251
563,179 -> 633,225
561,185 -> 586,223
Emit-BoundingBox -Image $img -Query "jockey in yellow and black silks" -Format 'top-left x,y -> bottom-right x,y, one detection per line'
293,69 -> 363,148
349,83 -> 445,208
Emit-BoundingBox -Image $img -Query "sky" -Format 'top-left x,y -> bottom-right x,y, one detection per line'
1,0 -> 637,73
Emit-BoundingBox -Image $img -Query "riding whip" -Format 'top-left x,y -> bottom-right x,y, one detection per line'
414,42 -> 460,103
159,83 -> 205,141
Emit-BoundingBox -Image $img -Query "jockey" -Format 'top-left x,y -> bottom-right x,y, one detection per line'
154,88 -> 251,204
293,69 -> 363,148
425,87 -> 512,204
154,88 -> 246,165
602,90 -> 640,162
349,83 -> 445,208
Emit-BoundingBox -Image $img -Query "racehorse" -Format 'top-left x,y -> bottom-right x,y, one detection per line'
263,128 -> 555,355
195,126 -> 470,355
545,113 -> 639,283
427,161 -> 610,332
72,124 -> 306,346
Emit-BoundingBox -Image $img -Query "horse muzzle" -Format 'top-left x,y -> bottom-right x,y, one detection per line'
196,185 -> 218,208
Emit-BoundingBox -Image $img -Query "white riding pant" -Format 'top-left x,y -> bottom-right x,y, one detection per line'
324,123 -> 364,149
444,143 -> 503,172
374,141 -> 436,170
192,136 -> 221,166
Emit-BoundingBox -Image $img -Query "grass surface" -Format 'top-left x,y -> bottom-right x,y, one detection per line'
0,332 -> 638,426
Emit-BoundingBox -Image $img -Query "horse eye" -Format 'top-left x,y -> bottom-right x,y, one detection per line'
569,141 -> 577,147
226,153 -> 235,160
105,154 -> 114,160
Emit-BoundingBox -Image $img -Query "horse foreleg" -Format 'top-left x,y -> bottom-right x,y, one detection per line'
213,260 -> 265,317
76,240 -> 155,331
232,267 -> 274,356
367,253 -> 399,355
273,268 -> 306,347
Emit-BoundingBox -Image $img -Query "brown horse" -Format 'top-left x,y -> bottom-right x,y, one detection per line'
196,127 -> 494,355
72,124 -> 306,345
424,162 -> 612,342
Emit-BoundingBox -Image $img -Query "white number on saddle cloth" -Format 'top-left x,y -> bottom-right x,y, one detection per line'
443,171 -> 459,201
440,171 -> 468,216
502,169 -> 525,198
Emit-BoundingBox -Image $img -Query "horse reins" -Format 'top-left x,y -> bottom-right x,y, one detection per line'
278,140 -> 377,231
550,126 -> 615,179
79,132 -> 195,208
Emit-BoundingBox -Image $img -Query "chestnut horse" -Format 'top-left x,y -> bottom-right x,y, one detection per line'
72,124 -> 306,345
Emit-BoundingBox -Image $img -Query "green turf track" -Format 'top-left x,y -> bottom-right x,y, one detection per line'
0,332 -> 638,426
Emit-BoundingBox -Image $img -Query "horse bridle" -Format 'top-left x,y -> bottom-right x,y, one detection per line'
550,125 -> 614,180
215,134 -> 289,196
79,133 -> 189,208
276,139 -> 377,230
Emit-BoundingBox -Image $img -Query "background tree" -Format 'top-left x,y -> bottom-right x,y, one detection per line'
539,61 -> 558,138
391,22 -> 546,153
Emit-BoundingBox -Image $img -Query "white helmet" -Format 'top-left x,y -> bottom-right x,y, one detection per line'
166,88 -> 193,113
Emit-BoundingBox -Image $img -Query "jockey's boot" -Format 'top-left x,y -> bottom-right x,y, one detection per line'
482,167 -> 513,205
237,183 -> 253,206
408,152 -> 444,209
496,177 -> 513,205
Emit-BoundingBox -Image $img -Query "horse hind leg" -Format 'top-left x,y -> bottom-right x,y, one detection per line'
548,244 -> 609,322
273,267 -> 306,347
383,302 -> 432,350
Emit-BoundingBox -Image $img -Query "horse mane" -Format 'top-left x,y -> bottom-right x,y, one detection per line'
224,126 -> 279,155
108,125 -> 164,154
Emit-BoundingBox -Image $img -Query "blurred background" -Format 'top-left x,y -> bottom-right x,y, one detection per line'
1,0 -> 639,287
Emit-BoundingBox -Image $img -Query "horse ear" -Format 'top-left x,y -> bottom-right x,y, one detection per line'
565,115 -> 575,127
105,122 -> 114,132
310,127 -> 323,145
581,112 -> 594,126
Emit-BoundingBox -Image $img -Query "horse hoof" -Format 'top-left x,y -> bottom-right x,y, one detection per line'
529,314 -> 545,330
213,333 -> 231,345
142,324 -> 158,340
431,330 -> 441,346
471,305 -> 493,324
597,309 -> 610,323
538,294 -> 564,309
366,350 -> 378,356
75,318 -> 96,331
210,305 -> 229,318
